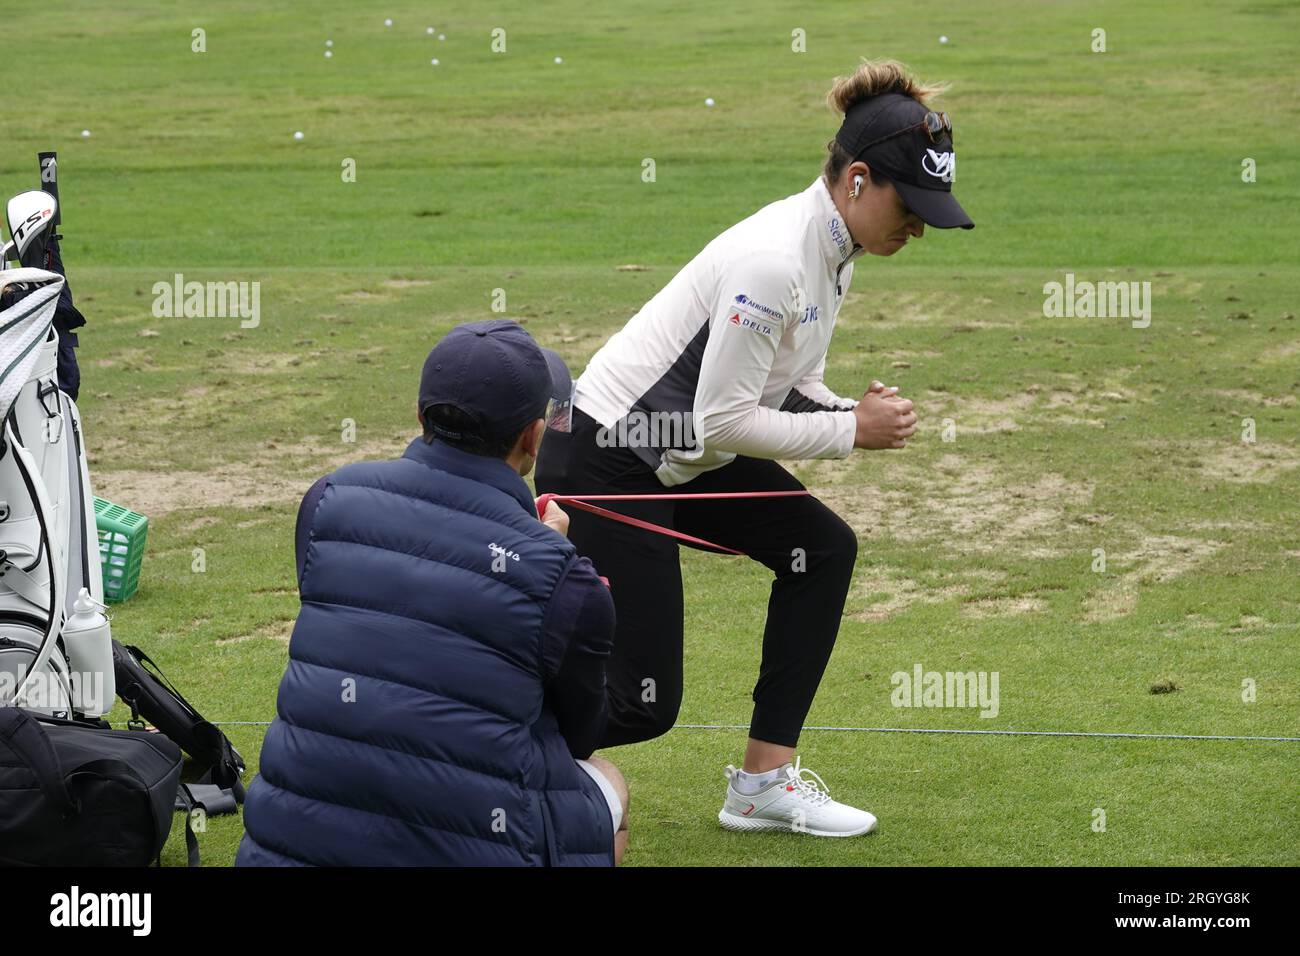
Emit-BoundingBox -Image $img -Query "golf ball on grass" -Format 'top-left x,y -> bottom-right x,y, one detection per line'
324,50 -> 332,58
81,129 -> 91,137
430,58 -> 440,66
705,97 -> 715,107
554,56 -> 563,64
939,35 -> 949,44
384,19 -> 392,27
293,131 -> 304,140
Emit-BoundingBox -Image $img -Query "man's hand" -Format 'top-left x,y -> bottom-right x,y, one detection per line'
540,498 -> 570,537
853,384 -> 917,449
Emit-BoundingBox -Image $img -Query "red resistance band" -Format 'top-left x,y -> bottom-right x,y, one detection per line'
534,491 -> 811,556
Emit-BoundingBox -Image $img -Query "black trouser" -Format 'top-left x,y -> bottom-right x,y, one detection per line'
535,408 -> 858,749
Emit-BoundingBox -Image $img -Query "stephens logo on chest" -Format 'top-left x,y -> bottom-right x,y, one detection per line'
826,216 -> 850,259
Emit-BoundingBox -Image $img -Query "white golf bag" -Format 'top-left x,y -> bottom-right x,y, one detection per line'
0,266 -> 114,719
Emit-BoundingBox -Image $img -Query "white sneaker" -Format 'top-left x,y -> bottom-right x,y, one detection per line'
718,757 -> 877,837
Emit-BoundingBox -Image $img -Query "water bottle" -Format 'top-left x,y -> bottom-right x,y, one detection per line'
61,588 -> 115,716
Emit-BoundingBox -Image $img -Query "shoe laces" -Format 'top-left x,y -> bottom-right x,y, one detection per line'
783,757 -> 833,807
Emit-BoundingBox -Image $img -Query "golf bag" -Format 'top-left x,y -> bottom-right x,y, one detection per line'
0,265 -> 113,720
0,156 -> 240,865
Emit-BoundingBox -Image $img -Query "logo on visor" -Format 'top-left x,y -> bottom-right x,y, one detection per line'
922,149 -> 956,183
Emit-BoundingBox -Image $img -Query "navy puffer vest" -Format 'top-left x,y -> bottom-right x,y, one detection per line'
236,438 -> 614,866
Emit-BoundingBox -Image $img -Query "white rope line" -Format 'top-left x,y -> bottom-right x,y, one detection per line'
676,723 -> 1300,742
210,720 -> 1300,742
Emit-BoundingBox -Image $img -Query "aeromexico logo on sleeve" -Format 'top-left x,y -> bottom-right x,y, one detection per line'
729,294 -> 780,336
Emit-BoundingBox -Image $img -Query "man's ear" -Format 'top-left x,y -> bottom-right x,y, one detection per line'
519,418 -> 546,459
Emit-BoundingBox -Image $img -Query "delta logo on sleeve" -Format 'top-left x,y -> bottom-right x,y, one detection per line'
728,311 -> 774,337
729,294 -> 779,336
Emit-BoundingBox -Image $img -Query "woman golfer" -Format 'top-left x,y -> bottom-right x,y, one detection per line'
536,60 -> 973,837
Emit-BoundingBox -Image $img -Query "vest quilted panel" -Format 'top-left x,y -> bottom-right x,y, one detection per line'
238,446 -> 614,866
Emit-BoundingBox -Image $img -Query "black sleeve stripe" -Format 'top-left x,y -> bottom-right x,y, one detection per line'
780,387 -> 841,414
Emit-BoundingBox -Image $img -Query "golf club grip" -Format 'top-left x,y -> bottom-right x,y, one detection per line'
38,152 -> 59,227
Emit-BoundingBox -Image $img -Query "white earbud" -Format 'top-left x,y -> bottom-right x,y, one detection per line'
851,174 -> 864,199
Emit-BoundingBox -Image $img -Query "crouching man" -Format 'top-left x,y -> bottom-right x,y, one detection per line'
237,319 -> 627,866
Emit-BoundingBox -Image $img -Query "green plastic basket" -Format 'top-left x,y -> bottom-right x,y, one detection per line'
94,497 -> 148,603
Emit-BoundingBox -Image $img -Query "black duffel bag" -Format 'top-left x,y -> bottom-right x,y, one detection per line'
0,706 -> 197,866
112,641 -> 245,808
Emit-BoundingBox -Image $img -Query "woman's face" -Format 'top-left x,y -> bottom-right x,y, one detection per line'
842,162 -> 926,256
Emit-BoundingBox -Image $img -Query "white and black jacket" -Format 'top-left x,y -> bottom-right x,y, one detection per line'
574,176 -> 864,486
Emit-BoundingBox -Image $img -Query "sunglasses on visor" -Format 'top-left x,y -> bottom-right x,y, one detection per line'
854,111 -> 953,157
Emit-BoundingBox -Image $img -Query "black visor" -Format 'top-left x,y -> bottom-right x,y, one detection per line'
836,93 -> 974,230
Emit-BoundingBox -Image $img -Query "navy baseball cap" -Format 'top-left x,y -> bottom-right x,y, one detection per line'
419,319 -> 572,443
835,93 -> 973,229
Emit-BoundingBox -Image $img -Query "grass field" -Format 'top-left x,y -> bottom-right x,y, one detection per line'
3,1 -> 1297,866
